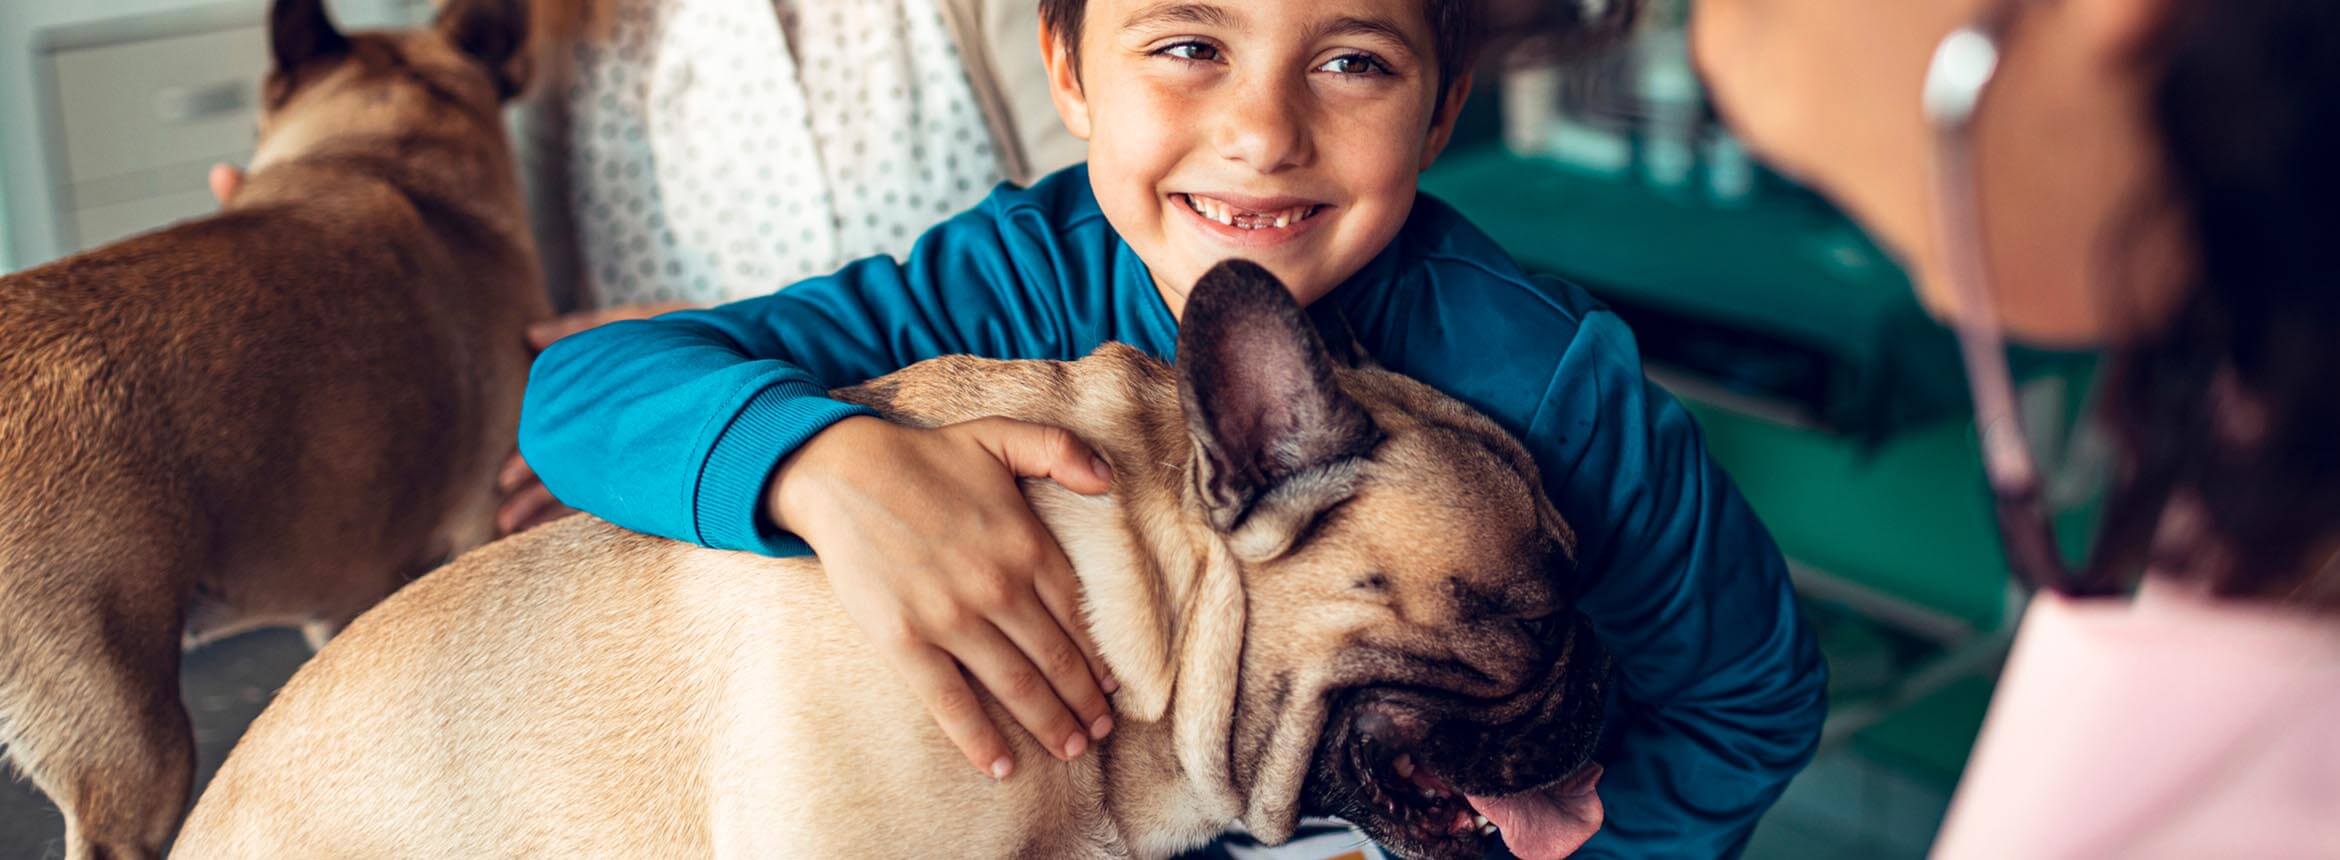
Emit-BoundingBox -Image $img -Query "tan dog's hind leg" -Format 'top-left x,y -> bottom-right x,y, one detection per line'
0,572 -> 194,860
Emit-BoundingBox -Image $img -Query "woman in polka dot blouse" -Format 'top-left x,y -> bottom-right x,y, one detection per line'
508,0 -> 1085,529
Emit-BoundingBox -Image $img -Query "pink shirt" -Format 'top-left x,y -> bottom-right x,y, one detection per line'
1934,582 -> 2340,857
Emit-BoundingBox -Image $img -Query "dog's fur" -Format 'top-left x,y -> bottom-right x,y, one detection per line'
176,262 -> 1608,859
0,1 -> 543,856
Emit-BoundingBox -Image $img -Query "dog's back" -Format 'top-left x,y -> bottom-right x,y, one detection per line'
0,1 -> 544,856
178,474 -> 1108,859
0,172 -> 531,636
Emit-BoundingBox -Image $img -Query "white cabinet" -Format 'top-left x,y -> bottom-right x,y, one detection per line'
2,0 -> 433,264
40,19 -> 270,249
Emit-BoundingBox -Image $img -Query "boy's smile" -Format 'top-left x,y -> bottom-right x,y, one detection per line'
1171,191 -> 1331,248
1044,0 -> 1470,316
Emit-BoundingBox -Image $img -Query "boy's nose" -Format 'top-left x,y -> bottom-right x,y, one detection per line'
1212,76 -> 1312,173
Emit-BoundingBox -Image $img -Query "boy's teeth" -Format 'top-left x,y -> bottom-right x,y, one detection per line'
1188,194 -> 1313,230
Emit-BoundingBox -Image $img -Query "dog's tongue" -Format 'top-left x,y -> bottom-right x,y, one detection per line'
1463,764 -> 1604,860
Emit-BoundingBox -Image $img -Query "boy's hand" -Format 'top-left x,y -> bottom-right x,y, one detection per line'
772,415 -> 1119,780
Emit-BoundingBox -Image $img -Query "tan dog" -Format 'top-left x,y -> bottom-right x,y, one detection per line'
178,262 -> 1610,860
0,0 -> 544,856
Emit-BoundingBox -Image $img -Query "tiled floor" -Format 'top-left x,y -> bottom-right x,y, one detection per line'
1,629 -> 311,860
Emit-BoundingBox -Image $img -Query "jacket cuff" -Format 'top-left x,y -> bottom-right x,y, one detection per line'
694,380 -> 876,556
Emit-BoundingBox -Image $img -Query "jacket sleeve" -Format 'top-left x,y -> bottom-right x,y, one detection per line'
1531,310 -> 1828,858
518,202 -> 1074,556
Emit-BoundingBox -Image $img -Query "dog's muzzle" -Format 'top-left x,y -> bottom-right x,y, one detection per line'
1302,613 -> 1613,860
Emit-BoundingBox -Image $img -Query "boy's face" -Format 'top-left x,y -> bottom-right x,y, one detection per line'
1044,0 -> 1470,316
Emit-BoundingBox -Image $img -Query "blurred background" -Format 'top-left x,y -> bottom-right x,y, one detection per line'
0,0 -> 2104,856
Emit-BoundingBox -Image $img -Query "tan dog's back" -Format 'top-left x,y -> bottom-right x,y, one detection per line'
181,515 -> 1086,857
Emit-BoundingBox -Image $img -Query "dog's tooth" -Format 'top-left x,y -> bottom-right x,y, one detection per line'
1393,754 -> 1415,778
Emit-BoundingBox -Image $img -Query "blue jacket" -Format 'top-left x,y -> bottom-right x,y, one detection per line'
522,165 -> 1826,857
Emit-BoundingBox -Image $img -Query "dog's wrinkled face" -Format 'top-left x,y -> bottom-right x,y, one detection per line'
250,0 -> 527,170
1177,261 -> 1611,860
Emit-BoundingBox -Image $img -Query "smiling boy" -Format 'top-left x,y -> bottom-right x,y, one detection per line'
520,0 -> 1825,855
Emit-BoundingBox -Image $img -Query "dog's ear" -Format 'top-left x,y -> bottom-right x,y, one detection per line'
1177,259 -> 1383,560
437,0 -> 532,100
268,0 -> 348,76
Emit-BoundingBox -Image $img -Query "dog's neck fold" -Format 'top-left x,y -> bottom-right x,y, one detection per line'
841,346 -> 1253,842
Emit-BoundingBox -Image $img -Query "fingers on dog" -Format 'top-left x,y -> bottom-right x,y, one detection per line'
966,417 -> 1113,495
893,641 -> 1017,781
999,581 -> 1113,742
947,618 -> 1090,764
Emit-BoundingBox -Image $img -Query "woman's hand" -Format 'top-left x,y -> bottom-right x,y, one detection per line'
495,301 -> 699,534
771,415 -> 1119,780
210,163 -> 244,205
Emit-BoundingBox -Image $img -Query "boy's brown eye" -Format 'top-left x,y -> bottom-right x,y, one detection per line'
1318,54 -> 1385,76
1161,41 -> 1220,62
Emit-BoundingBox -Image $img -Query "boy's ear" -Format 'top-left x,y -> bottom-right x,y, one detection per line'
1419,70 -> 1475,171
1040,22 -> 1093,141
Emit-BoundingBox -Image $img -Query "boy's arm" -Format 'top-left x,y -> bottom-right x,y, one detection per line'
1531,311 -> 1828,858
525,202 -> 1124,780
519,206 -> 1072,555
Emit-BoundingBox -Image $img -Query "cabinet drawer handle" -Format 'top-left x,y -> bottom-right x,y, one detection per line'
154,81 -> 250,124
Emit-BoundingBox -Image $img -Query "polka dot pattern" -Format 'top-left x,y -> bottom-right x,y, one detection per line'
564,0 -> 1002,308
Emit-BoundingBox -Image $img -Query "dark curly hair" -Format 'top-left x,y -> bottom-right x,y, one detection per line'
1036,0 -> 1640,113
2079,0 -> 2340,606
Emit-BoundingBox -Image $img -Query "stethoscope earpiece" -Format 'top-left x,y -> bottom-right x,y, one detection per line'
1921,9 -> 2086,594
1923,26 -> 2002,130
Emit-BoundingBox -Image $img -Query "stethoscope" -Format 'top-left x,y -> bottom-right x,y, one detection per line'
1922,2 -> 2101,596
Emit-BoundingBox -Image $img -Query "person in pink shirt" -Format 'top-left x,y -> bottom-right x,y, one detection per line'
1688,0 -> 2340,854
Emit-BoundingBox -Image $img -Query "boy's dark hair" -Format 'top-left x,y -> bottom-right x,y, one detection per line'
1038,0 -> 1641,114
